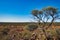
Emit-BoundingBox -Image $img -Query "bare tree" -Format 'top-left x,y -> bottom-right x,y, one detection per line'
31,6 -> 60,40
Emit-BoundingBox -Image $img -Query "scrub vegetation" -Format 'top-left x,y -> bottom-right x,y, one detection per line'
0,6 -> 60,40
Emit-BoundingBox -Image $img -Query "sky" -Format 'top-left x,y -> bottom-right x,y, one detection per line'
0,0 -> 60,22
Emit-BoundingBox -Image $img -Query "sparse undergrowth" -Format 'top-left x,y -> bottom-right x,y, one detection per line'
0,24 -> 60,40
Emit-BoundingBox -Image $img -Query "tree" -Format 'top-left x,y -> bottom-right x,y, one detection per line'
31,6 -> 60,40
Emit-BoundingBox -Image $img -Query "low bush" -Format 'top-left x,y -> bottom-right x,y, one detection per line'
1,28 -> 10,35
26,24 -> 38,31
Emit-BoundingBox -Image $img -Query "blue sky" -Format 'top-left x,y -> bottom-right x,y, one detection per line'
0,0 -> 60,22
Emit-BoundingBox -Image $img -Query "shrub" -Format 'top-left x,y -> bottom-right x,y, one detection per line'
26,24 -> 38,31
56,28 -> 60,38
56,28 -> 60,35
55,28 -> 60,40
1,28 -> 10,35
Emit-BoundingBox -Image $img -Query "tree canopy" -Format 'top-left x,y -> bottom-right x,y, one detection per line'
31,6 -> 60,40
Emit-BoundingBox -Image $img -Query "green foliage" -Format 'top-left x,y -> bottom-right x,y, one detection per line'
39,10 -> 43,14
32,10 -> 39,16
23,32 -> 31,40
47,30 -> 57,36
26,25 -> 38,31
56,28 -> 60,38
33,6 -> 57,15
56,28 -> 60,35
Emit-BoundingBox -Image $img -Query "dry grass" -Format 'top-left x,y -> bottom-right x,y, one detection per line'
0,23 -> 60,40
